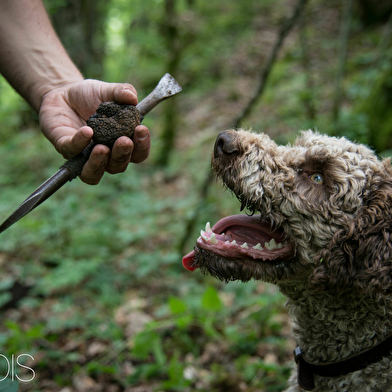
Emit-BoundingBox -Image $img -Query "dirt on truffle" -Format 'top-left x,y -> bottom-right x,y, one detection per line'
87,102 -> 140,148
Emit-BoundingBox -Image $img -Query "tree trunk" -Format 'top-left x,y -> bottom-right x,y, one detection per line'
299,14 -> 317,121
178,0 -> 309,255
331,0 -> 353,127
50,0 -> 106,78
155,0 -> 181,167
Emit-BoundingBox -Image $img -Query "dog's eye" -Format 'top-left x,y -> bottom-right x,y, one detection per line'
309,173 -> 324,184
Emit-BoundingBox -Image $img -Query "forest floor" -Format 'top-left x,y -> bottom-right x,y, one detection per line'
0,0 -> 389,391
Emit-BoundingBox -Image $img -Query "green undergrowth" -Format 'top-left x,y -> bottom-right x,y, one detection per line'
0,1 -> 391,389
0,114 -> 290,391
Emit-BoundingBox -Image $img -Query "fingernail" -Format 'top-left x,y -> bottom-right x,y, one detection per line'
136,128 -> 149,140
124,88 -> 136,96
81,126 -> 93,140
95,151 -> 109,164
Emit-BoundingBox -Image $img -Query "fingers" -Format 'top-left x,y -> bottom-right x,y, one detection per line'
80,139 -> 132,185
61,80 -> 139,120
80,144 -> 110,185
48,126 -> 93,159
114,84 -> 138,106
105,126 -> 151,174
131,125 -> 151,163
106,136 -> 134,174
94,81 -> 139,107
78,126 -> 151,185
64,126 -> 94,158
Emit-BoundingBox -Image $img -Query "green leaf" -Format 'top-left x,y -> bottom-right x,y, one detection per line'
133,331 -> 157,360
201,286 -> 222,311
151,335 -> 167,367
133,330 -> 166,366
168,297 -> 187,314
175,315 -> 193,329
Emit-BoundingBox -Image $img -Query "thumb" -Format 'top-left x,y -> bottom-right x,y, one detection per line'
97,82 -> 139,106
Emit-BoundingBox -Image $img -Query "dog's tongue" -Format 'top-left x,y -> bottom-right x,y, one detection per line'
182,251 -> 197,271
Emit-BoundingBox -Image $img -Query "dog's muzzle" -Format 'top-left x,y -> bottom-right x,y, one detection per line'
214,131 -> 241,158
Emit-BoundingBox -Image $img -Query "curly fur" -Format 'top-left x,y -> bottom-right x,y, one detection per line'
195,129 -> 392,391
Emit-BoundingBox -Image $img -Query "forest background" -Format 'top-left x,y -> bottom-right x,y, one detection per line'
0,0 -> 391,391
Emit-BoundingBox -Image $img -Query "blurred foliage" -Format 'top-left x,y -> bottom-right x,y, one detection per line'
0,0 -> 391,391
352,58 -> 392,151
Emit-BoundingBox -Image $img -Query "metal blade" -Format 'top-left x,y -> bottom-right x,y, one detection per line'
0,193 -> 42,234
136,73 -> 182,117
0,168 -> 71,234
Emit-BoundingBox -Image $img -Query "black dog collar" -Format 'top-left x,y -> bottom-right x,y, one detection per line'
294,333 -> 392,391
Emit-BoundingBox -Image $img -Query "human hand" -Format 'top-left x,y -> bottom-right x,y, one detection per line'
38,79 -> 151,185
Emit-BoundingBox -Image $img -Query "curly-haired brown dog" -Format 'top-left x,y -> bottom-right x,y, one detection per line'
183,130 -> 392,391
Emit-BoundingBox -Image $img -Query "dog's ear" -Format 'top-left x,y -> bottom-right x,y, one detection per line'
309,163 -> 392,293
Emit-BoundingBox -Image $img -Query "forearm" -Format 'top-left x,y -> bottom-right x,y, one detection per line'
0,0 -> 83,112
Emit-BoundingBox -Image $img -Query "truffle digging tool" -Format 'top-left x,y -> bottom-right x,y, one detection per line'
0,73 -> 182,234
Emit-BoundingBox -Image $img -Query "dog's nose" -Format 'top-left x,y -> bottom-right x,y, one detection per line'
214,131 -> 240,158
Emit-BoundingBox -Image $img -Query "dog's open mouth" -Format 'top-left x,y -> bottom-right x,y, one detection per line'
183,214 -> 294,271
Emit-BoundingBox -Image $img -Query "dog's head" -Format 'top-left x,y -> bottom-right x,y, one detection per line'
183,130 -> 392,293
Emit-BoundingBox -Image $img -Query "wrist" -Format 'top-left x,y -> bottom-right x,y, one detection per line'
31,60 -> 84,113
0,0 -> 84,112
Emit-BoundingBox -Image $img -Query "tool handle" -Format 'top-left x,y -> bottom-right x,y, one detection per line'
60,141 -> 96,180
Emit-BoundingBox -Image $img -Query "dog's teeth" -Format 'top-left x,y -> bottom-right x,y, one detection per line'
265,238 -> 278,250
254,243 -> 263,250
231,240 -> 237,245
200,230 -> 209,242
200,230 -> 218,244
205,222 -> 213,233
277,243 -> 283,249
241,242 -> 249,249
210,233 -> 218,245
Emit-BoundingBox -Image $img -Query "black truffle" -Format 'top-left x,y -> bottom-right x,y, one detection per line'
87,102 -> 140,148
